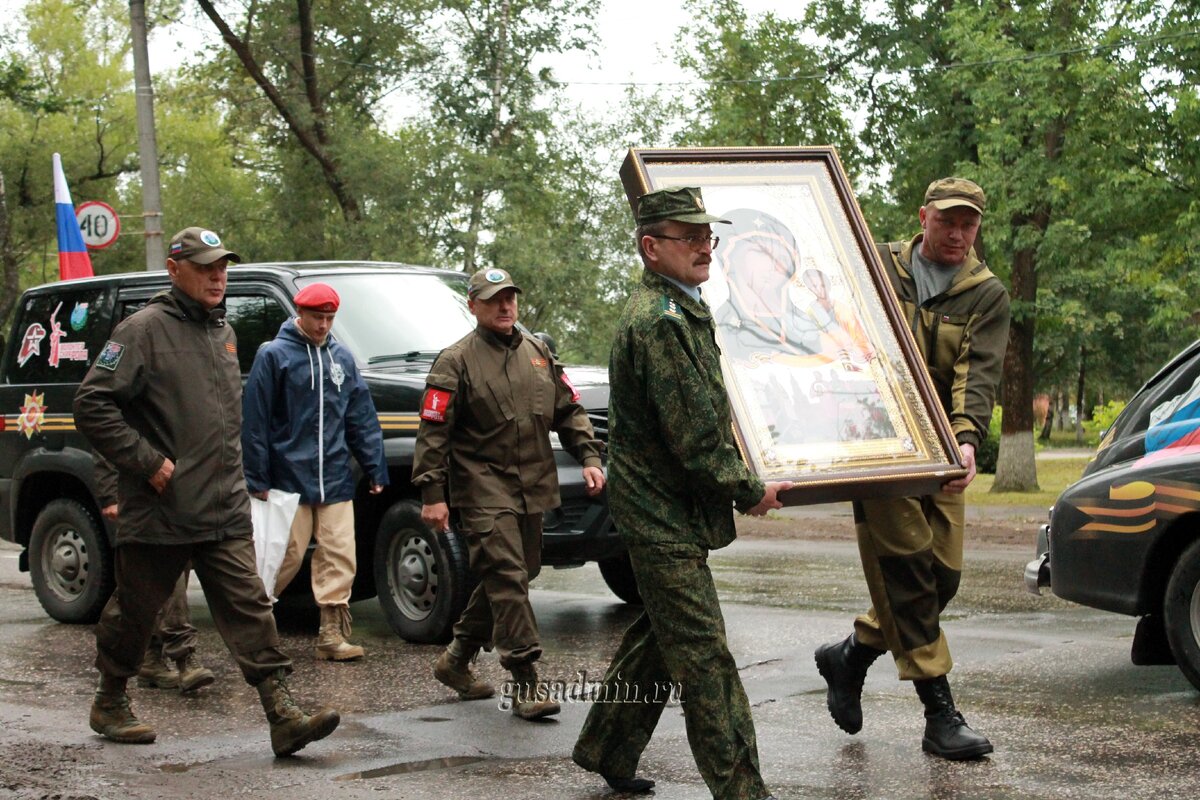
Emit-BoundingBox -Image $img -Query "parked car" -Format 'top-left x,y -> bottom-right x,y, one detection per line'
1025,339 -> 1200,690
0,263 -> 635,643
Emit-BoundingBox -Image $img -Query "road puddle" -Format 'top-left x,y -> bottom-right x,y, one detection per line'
335,755 -> 488,781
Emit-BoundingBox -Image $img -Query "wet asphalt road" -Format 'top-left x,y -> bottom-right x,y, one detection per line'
1,530 -> 1198,800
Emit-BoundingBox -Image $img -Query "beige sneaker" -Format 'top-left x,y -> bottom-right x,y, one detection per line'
316,606 -> 365,661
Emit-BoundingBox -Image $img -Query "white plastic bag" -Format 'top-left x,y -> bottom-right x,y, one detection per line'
250,490 -> 300,602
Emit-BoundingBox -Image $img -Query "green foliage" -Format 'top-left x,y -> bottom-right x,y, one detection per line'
1083,400 -> 1128,446
976,407 -> 1003,475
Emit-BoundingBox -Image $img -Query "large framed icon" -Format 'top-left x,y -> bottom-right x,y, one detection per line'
620,146 -> 967,505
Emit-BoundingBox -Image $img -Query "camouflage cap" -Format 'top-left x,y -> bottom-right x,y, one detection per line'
635,186 -> 731,226
168,227 -> 242,265
468,268 -> 522,301
924,177 -> 986,215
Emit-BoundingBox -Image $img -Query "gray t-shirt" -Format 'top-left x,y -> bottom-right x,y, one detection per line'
911,243 -> 959,307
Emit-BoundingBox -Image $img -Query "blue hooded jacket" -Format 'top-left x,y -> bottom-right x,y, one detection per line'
242,319 -> 388,504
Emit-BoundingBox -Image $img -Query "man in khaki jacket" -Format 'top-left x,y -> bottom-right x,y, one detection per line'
815,178 -> 1010,760
74,227 -> 338,757
412,267 -> 605,720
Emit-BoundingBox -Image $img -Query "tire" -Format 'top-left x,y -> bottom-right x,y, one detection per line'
1164,539 -> 1200,692
372,500 -> 470,644
598,552 -> 642,605
28,498 -> 114,623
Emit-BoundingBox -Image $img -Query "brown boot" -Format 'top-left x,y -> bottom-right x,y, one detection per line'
136,649 -> 180,690
175,653 -> 216,694
433,644 -> 495,700
256,670 -> 340,757
316,606 -> 365,661
90,675 -> 156,744
508,663 -> 560,720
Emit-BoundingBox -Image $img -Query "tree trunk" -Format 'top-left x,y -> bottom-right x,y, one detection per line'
992,221 -> 1042,492
1075,345 -> 1087,444
0,170 -> 22,334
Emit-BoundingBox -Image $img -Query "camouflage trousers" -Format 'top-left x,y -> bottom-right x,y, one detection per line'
573,542 -> 769,800
852,491 -> 965,680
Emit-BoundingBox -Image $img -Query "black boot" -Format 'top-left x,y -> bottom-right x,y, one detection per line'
814,633 -> 885,734
913,676 -> 993,760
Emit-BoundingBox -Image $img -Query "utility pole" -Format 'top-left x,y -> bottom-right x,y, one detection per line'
129,0 -> 164,270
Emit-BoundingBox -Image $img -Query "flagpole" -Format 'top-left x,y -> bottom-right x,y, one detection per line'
129,0 -> 165,271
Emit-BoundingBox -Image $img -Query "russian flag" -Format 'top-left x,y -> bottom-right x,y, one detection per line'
53,152 -> 93,281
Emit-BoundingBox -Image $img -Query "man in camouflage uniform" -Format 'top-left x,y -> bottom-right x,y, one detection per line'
412,267 -> 606,721
572,187 -> 791,799
815,178 -> 1011,760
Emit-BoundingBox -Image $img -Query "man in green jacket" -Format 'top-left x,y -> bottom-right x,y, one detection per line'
573,187 -> 790,799
74,227 -> 338,757
815,177 -> 1011,760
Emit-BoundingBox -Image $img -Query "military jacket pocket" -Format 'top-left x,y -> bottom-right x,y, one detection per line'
930,311 -> 970,374
472,377 -> 515,430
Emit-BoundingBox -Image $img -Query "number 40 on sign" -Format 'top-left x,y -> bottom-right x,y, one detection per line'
75,201 -> 121,250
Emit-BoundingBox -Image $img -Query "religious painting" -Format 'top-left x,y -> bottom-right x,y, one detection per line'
620,147 -> 966,504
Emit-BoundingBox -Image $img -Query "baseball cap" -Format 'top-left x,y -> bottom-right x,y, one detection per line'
167,227 -> 242,265
923,178 -> 986,215
294,282 -> 340,312
468,268 -> 522,301
635,187 -> 731,226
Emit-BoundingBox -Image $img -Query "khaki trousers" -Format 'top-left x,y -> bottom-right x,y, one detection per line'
273,501 -> 356,608
95,536 -> 290,686
852,491 -> 965,680
451,510 -> 543,668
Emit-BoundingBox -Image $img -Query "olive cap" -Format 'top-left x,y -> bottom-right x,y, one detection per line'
635,186 -> 731,225
167,227 -> 241,265
923,177 -> 986,215
468,268 -> 522,301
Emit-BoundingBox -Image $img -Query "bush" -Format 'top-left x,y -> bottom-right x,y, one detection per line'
975,406 -> 1002,474
1082,400 -> 1127,447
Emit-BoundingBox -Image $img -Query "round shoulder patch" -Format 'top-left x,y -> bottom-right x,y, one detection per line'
485,269 -> 506,283
200,230 -> 222,247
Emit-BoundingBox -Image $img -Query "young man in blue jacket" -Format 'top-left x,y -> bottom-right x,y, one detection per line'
243,282 -> 388,661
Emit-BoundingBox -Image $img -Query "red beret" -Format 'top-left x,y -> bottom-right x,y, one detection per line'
294,282 -> 340,312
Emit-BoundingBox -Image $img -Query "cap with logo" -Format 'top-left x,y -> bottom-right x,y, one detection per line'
635,186 -> 731,226
167,227 -> 242,265
923,177 -> 986,215
468,268 -> 522,301
294,282 -> 340,312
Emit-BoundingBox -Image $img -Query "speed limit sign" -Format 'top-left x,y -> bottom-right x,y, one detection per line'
75,201 -> 121,249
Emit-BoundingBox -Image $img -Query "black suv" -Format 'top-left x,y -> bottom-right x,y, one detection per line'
0,263 -> 636,642
1025,339 -> 1200,691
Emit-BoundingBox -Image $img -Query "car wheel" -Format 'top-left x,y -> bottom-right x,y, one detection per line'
29,499 -> 114,623
1164,538 -> 1200,692
373,500 -> 469,644
598,552 -> 642,605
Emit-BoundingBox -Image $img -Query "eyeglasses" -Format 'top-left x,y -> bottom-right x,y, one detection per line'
649,234 -> 720,251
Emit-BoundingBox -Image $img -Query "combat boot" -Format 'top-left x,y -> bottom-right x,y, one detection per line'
316,606 -> 365,661
814,632 -> 885,734
433,644 -> 495,700
90,675 -> 156,744
136,649 -> 180,690
914,675 -> 994,760
508,663 -> 560,720
175,653 -> 216,694
256,669 -> 341,757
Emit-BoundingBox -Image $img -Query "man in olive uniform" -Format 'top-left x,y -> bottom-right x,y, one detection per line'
814,178 -> 1010,760
572,187 -> 791,799
74,226 -> 339,757
412,267 -> 606,720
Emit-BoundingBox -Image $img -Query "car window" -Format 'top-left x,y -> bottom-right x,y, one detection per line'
225,294 -> 291,374
295,272 -> 475,364
4,287 -> 116,385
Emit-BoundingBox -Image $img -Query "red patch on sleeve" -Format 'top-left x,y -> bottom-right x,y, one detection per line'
560,371 -> 580,403
421,388 -> 452,422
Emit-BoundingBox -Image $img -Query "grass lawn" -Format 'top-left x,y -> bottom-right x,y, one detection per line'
968,454 -> 1094,507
